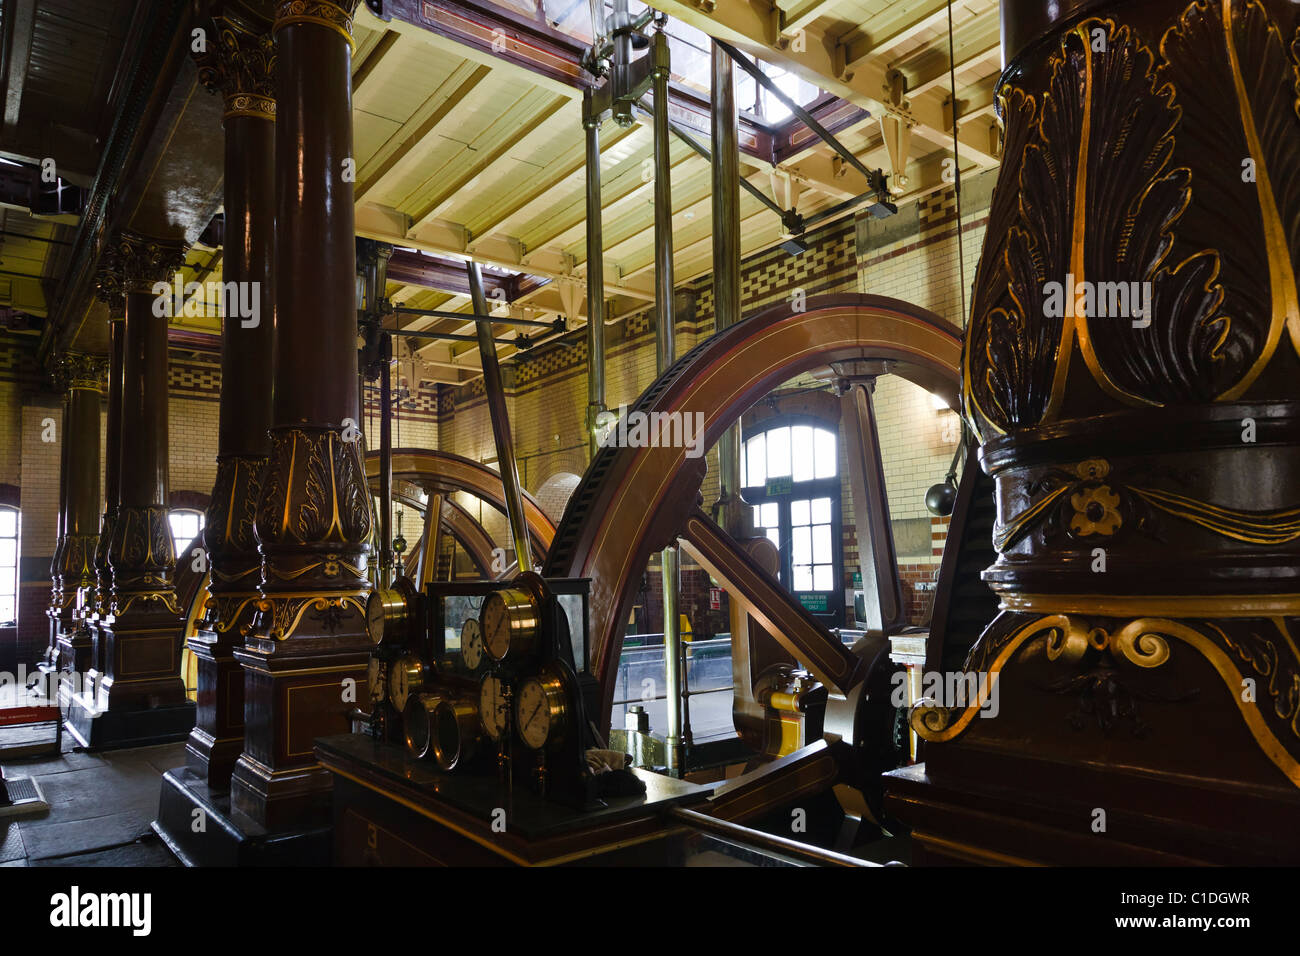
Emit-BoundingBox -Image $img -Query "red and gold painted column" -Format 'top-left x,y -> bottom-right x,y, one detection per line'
231,0 -> 371,829
187,6 -> 277,789
50,351 -> 107,677
894,0 -> 1300,863
89,231 -> 190,726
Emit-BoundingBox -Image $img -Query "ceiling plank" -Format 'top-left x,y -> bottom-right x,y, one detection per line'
407,94 -> 570,229
355,61 -> 493,204
4,0 -> 38,130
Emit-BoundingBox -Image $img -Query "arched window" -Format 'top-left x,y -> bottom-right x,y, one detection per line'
168,509 -> 205,564
0,506 -> 18,625
741,421 -> 842,626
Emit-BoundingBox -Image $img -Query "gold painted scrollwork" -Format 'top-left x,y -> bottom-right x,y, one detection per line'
917,613 -> 1300,788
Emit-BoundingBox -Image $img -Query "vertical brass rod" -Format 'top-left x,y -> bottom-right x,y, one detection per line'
652,26 -> 682,773
379,334 -> 393,587
584,90 -> 607,460
467,260 -> 534,573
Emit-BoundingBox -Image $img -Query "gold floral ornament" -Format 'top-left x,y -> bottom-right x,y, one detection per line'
1070,485 -> 1122,536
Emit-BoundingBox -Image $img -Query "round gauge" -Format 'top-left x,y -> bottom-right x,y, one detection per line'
431,698 -> 480,771
515,671 -> 567,750
461,618 -> 484,671
478,674 -> 509,741
404,694 -> 440,759
479,587 -> 540,662
367,657 -> 386,703
365,587 -> 409,645
389,654 -> 425,713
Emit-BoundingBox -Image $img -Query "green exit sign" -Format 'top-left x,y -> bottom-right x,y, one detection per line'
765,476 -> 792,496
797,592 -> 828,612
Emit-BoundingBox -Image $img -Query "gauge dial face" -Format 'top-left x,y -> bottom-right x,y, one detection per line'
479,588 -> 539,662
515,673 -> 566,750
367,658 -> 386,703
478,674 -> 509,741
389,655 -> 423,712
461,618 -> 484,671
365,592 -> 387,644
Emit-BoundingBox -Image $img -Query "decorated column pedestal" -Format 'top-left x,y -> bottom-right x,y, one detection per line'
229,0 -> 371,832
89,302 -> 126,686
67,231 -> 195,750
885,0 -> 1300,865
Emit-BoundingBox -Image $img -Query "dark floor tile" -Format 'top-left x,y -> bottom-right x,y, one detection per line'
0,822 -> 25,862
31,837 -> 178,867
31,765 -> 163,823
1,748 -> 106,778
18,809 -> 155,861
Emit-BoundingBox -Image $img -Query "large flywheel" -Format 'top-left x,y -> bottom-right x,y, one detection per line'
544,294 -> 963,731
364,448 -> 556,579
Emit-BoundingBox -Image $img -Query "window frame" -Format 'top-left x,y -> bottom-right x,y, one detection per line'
739,415 -> 844,627
0,505 -> 18,626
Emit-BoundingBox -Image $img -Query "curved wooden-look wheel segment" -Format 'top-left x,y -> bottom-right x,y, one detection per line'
544,294 -> 963,735
364,448 -> 557,580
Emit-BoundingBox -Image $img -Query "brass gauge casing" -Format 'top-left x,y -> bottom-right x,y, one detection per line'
403,694 -> 443,759
515,670 -> 568,750
479,586 -> 540,662
430,698 -> 480,771
388,654 -> 427,713
366,584 -> 411,645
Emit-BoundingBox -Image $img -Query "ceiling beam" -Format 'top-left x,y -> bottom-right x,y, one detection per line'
355,61 -> 493,205
3,0 -> 37,131
841,0 -> 955,69
409,94 -> 570,230
644,0 -> 1000,167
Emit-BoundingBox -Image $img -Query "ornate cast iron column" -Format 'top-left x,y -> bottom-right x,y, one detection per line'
897,0 -> 1300,863
187,8 -> 277,789
51,352 -> 107,678
231,0 -> 371,830
90,297 -> 126,681
79,230 -> 191,740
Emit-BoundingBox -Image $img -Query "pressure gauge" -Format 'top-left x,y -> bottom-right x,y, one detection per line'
479,587 -> 540,662
461,618 -> 484,671
403,694 -> 441,759
430,698 -> 480,771
478,674 -> 510,741
515,671 -> 568,750
367,657 -> 386,703
366,585 -> 410,645
389,654 -> 426,713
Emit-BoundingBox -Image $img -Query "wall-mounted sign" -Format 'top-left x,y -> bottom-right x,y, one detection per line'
797,592 -> 828,613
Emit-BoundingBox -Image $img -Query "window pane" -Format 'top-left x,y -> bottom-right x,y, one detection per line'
0,540 -> 13,566
791,499 -> 810,526
765,528 -> 781,549
0,509 -> 15,537
792,526 -> 811,565
813,565 -> 832,591
0,596 -> 12,622
813,524 -> 832,563
766,426 -> 791,478
812,497 -> 832,524
814,429 -> 837,479
760,502 -> 778,527
791,426 -> 814,482
793,565 -> 812,591
745,434 -> 766,487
